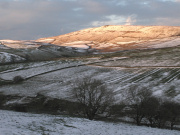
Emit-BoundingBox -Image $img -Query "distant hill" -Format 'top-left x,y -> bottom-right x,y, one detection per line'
37,25 -> 180,52
1,25 -> 180,64
0,40 -> 93,64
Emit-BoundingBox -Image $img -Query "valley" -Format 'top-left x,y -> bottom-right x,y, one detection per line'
1,25 -> 180,134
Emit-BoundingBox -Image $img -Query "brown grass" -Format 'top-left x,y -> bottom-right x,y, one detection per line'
37,25 -> 180,52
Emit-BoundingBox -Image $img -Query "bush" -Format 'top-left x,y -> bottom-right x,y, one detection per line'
13,76 -> 24,83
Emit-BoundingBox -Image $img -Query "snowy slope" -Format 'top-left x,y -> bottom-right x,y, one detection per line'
0,110 -> 179,135
0,52 -> 25,63
0,40 -> 94,64
1,60 -> 180,103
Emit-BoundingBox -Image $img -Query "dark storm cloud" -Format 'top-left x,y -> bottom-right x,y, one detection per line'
0,0 -> 180,40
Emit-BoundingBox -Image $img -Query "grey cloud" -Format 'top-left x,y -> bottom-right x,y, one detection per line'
0,0 -> 180,40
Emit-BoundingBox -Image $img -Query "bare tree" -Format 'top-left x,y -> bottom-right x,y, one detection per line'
124,85 -> 153,125
143,96 -> 160,127
155,100 -> 180,130
164,101 -> 180,130
72,78 -> 114,120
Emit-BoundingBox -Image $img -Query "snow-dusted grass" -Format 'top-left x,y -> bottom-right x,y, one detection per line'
147,38 -> 180,49
0,52 -> 25,63
1,59 -> 180,101
0,60 -> 81,80
0,61 -> 55,73
1,46 -> 180,101
0,110 -> 179,135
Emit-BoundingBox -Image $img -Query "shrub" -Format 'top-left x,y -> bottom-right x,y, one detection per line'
13,76 -> 24,83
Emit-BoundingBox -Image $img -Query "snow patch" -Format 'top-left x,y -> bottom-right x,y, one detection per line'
147,38 -> 180,49
37,39 -> 55,43
117,41 -> 141,44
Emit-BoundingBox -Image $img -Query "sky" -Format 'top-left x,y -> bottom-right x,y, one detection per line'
0,0 -> 180,40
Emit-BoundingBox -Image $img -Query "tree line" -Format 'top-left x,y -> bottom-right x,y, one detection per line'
72,78 -> 180,130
